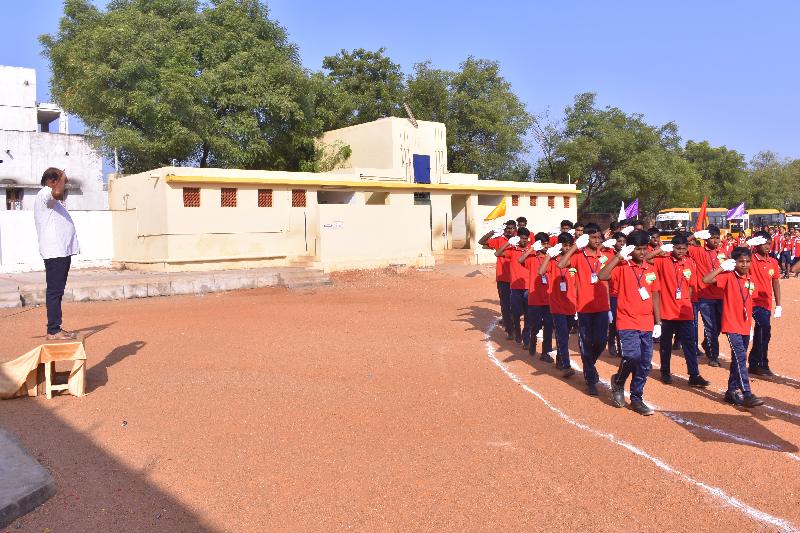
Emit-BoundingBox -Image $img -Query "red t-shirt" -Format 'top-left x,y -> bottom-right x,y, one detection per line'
547,260 -> 577,315
715,271 -> 755,335
505,246 -> 531,290
794,237 -> 800,256
770,235 -> 783,254
548,235 -> 558,247
568,248 -> 612,313
610,260 -> 661,331
527,253 -> 550,306
487,236 -> 510,282
750,252 -> 780,310
653,255 -> 696,321
689,245 -> 727,300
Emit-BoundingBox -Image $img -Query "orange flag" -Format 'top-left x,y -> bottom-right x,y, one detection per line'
484,197 -> 507,221
695,196 -> 708,231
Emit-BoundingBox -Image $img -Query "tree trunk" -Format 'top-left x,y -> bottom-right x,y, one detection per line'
200,142 -> 210,167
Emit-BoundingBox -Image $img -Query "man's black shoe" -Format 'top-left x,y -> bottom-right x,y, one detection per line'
688,375 -> 710,388
724,390 -> 744,406
539,353 -> 554,363
760,367 -> 775,376
750,366 -> 775,377
514,332 -> 523,343
701,338 -> 710,357
743,393 -> 764,407
609,342 -> 618,357
660,373 -> 672,385
522,340 -> 530,349
707,358 -> 721,368
629,399 -> 654,416
561,367 -> 575,378
672,339 -> 682,351
610,374 -> 625,407
586,382 -> 599,396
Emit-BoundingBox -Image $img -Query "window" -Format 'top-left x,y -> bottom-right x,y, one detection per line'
530,196 -> 537,207
221,188 -> 237,207
291,189 -> 306,207
511,195 -> 519,207
563,196 -> 570,208
258,189 -> 272,207
183,187 -> 200,207
548,196 -> 555,208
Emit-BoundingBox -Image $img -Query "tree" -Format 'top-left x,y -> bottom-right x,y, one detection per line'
405,61 -> 452,125
41,0 -> 318,173
683,140 -> 748,207
320,47 -> 405,128
447,57 -> 533,181
746,151 -> 790,210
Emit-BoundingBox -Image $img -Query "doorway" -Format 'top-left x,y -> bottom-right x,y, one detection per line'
450,195 -> 469,249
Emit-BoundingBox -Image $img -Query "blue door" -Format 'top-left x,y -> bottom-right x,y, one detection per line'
413,154 -> 431,184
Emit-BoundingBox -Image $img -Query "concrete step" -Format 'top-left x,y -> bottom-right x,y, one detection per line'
434,249 -> 475,265
0,290 -> 22,308
279,269 -> 331,289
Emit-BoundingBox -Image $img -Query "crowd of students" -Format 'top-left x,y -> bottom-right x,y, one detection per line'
479,217 -> 800,416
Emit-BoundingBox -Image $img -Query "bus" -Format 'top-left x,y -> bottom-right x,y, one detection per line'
787,212 -> 800,231
747,209 -> 785,231
655,207 -> 728,241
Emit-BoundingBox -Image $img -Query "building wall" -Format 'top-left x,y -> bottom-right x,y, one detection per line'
0,66 -> 37,131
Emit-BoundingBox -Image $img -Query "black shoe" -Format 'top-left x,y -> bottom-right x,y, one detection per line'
610,374 -> 625,408
760,367 -> 775,376
660,373 -> 672,385
724,390 -> 744,406
743,393 -> 764,408
586,382 -> 598,396
514,332 -> 523,343
701,339 -> 710,357
608,342 -> 618,357
561,367 -> 575,378
629,399 -> 654,416
750,366 -> 775,377
522,340 -> 530,349
707,358 -> 721,368
539,353 -> 554,363
506,331 -> 514,340
688,375 -> 710,388
672,340 -> 682,351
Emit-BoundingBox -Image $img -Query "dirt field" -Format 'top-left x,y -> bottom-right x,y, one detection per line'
2,265 -> 800,531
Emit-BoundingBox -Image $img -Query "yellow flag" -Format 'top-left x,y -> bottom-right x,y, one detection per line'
484,197 -> 507,221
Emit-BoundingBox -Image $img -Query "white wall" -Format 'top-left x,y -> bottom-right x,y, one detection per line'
0,210 -> 113,272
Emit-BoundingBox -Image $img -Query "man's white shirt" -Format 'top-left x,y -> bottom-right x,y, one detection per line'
34,186 -> 80,259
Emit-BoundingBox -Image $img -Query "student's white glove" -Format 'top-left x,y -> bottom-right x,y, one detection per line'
619,244 -> 635,261
508,236 -> 521,246
746,236 -> 768,246
608,310 -> 614,323
621,226 -> 634,236
547,243 -> 563,258
652,324 -> 662,339
774,306 -> 782,318
602,238 -> 616,248
492,229 -> 505,238
575,234 -> 590,249
532,241 -> 543,252
694,230 -> 711,240
720,258 -> 737,272
661,244 -> 674,253
568,229 -> 576,236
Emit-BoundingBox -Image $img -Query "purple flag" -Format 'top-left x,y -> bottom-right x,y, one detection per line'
726,202 -> 746,220
624,198 -> 639,219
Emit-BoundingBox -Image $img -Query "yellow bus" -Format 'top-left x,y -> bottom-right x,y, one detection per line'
655,207 -> 728,241
747,209 -> 785,231
787,212 -> 800,231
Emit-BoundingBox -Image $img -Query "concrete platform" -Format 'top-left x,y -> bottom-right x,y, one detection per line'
0,266 -> 331,309
0,428 -> 55,528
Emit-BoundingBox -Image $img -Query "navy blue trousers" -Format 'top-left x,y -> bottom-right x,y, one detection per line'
616,329 -> 654,402
552,314 -> 574,370
577,311 -> 609,385
527,305 -> 553,355
510,289 -> 528,341
497,281 -> 512,333
659,319 -> 700,377
748,306 -> 771,369
726,333 -> 752,394
697,299 -> 723,360
44,256 -> 71,335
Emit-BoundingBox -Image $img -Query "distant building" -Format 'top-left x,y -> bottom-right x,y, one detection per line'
110,117 -> 577,272
0,65 -> 106,211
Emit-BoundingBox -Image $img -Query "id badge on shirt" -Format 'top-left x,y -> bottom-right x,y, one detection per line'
639,286 -> 650,301
591,273 -> 598,284
541,275 -> 548,285
559,281 -> 567,292
675,288 -> 682,300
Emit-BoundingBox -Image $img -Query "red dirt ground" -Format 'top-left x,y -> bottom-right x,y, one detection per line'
1,265 -> 800,531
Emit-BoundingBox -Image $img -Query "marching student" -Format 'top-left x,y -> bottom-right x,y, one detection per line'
519,232 -> 553,360
689,225 -> 727,367
650,234 -> 710,387
647,227 -> 661,252
516,216 -> 528,229
779,230 -> 793,279
747,231 -> 782,376
574,222 -> 585,239
538,233 -> 577,377
557,223 -> 612,396
479,220 -> 517,337
598,230 -> 661,415
769,228 -> 782,260
632,220 -> 645,231
496,227 -> 531,344
702,248 -> 764,408
604,232 -> 626,357
793,230 -> 800,277
550,220 -> 574,246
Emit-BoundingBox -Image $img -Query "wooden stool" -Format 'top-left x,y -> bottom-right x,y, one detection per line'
1,340 -> 86,400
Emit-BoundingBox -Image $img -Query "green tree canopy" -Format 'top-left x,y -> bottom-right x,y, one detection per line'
683,140 -> 748,207
41,0 -> 318,173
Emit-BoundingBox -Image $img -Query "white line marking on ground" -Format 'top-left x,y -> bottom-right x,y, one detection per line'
483,321 -> 797,531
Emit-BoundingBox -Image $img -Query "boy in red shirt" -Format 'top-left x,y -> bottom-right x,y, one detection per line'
557,223 -> 612,396
598,230 -> 662,416
519,232 -> 553,360
604,232 -> 626,357
779,231 -> 793,279
479,220 -> 517,338
690,225 -> 727,367
647,227 -> 661,252
538,232 -> 577,377
651,234 -> 710,387
495,227 -> 531,344
746,231 -> 782,376
702,248 -> 764,408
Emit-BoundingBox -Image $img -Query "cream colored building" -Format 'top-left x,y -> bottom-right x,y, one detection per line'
108,117 -> 577,272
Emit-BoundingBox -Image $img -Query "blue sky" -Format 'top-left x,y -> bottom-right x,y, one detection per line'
3,0 -> 798,164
